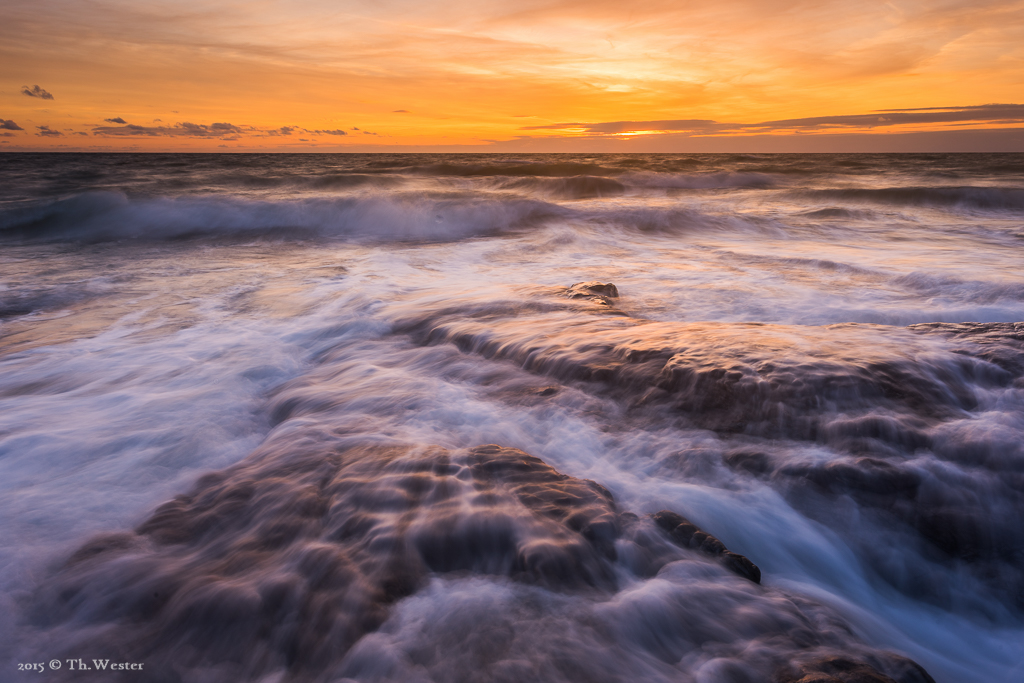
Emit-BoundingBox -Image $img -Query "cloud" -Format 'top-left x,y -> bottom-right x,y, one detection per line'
393,110 -> 409,113
75,132 -> 89,136
36,125 -> 63,137
209,122 -> 242,134
92,121 -> 245,137
266,126 -> 297,136
21,85 -> 54,100
0,132 -> 15,138
1,119 -> 24,131
523,104 -> 1024,137
86,119 -> 354,142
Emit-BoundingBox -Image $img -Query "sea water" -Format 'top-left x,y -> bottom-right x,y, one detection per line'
1,153 -> 1022,682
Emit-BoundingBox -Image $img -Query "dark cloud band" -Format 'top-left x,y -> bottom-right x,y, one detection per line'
92,121 -> 245,137
89,120 -> 361,140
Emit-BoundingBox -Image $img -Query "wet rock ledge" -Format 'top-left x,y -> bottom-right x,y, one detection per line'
26,441 -> 930,683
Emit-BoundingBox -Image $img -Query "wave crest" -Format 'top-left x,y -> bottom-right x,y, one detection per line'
0,192 -> 565,242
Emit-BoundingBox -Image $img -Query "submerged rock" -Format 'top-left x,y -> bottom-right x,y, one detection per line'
651,509 -> 761,583
565,281 -> 621,308
566,281 -> 619,299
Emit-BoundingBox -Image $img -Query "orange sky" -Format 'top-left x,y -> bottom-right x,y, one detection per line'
3,0 -> 1024,151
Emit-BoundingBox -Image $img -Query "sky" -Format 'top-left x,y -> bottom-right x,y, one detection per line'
2,0 -> 1024,151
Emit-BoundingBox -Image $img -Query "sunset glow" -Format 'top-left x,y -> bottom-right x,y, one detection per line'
3,0 -> 1024,150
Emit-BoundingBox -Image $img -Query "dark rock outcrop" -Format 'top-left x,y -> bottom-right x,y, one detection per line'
775,654 -> 936,683
565,281 -> 622,310
651,509 -> 761,583
566,281 -> 619,300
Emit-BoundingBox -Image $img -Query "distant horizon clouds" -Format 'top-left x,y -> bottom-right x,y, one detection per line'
82,119 -> 368,142
523,104 -> 1024,137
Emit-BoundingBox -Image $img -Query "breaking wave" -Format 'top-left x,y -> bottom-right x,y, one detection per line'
0,190 -> 790,243
0,192 -> 565,242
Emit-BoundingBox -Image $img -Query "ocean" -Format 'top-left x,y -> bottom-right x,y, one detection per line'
1,152 -> 1022,682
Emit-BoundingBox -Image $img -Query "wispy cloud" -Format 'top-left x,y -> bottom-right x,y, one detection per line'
309,129 -> 347,135
523,104 -> 1024,137
21,85 -> 54,100
104,117 -> 128,124
1,119 -> 24,131
36,125 -> 63,137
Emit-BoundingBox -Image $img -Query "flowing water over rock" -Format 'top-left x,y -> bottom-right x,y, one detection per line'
1,153 -> 1023,682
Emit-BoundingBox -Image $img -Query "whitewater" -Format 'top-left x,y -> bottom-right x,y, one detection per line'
1,152 -> 1022,683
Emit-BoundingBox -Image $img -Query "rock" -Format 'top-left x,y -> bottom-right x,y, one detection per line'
775,655 -> 935,683
27,438 -> 940,683
31,443 -> 634,678
565,281 -> 620,306
651,509 -> 762,583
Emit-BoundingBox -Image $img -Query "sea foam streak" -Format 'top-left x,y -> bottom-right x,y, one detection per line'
1,153 -> 1023,683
